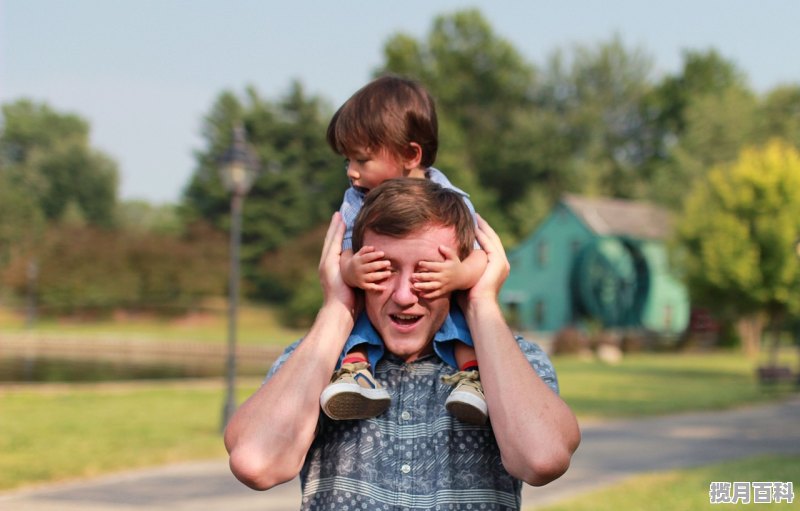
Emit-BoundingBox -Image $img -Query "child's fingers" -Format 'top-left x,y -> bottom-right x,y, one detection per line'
419,288 -> 447,300
355,248 -> 385,263
362,282 -> 387,292
437,244 -> 459,260
413,280 -> 443,291
412,271 -> 443,282
416,260 -> 445,272
361,259 -> 390,273
362,270 -> 391,283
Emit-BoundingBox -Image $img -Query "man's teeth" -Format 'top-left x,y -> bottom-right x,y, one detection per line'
392,314 -> 420,323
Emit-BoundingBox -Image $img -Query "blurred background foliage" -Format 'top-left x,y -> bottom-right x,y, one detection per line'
2,9 -> 800,334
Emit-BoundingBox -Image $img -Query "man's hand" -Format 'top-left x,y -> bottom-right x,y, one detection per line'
466,215 -> 510,303
319,213 -> 358,315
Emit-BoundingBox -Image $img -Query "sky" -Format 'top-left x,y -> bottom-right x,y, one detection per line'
2,0 -> 799,204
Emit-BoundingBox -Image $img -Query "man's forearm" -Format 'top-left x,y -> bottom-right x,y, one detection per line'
224,301 -> 354,490
465,298 -> 580,486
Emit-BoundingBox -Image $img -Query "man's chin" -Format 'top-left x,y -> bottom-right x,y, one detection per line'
382,335 -> 433,362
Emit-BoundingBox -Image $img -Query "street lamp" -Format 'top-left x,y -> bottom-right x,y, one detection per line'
219,123 -> 260,432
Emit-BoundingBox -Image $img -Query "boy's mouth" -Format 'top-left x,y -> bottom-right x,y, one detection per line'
353,185 -> 370,194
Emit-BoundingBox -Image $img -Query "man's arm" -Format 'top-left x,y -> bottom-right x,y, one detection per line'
463,215 -> 580,487
224,213 -> 355,490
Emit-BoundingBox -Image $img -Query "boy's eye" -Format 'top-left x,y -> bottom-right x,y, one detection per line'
343,159 -> 350,170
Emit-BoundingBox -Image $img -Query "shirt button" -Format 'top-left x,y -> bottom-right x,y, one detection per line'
401,411 -> 411,421
401,464 -> 411,474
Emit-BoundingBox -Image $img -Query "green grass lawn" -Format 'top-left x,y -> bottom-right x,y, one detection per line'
1,348 -> 797,492
0,302 -> 307,346
533,455 -> 799,511
0,380 -> 259,491
553,351 -> 798,419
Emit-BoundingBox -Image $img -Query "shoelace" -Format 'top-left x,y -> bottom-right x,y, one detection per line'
441,369 -> 480,389
330,361 -> 370,382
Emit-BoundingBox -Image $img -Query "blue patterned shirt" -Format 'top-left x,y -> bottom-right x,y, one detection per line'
339,167 -> 477,251
266,337 -> 559,510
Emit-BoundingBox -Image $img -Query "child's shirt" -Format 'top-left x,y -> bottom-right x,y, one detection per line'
339,167 -> 478,251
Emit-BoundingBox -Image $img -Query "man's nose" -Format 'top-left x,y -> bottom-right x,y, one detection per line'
392,273 -> 419,306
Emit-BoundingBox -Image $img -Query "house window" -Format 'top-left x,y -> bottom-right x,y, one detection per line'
536,241 -> 548,267
534,300 -> 546,328
570,239 -> 582,255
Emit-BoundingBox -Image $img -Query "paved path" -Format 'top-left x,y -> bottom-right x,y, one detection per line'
2,396 -> 799,510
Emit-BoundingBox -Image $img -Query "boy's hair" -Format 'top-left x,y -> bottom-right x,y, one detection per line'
326,75 -> 438,167
352,179 -> 474,260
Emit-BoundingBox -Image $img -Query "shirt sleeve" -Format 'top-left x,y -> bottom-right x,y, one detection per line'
264,340 -> 301,382
461,196 -> 482,250
516,337 -> 560,394
339,187 -> 363,252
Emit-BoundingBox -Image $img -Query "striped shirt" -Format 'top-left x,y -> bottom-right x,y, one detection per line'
266,337 -> 559,510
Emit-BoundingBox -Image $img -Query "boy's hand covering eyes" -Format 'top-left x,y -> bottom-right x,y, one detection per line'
349,246 -> 391,291
412,245 -> 464,299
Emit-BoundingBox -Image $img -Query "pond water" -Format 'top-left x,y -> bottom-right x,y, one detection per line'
0,356 -> 221,382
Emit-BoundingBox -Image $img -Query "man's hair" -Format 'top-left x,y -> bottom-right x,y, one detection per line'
326,75 -> 438,167
352,179 -> 474,260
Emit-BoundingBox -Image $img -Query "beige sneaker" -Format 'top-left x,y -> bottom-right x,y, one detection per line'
442,370 -> 488,425
320,362 -> 391,420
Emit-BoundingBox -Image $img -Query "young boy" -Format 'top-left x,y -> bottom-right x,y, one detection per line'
319,75 -> 490,425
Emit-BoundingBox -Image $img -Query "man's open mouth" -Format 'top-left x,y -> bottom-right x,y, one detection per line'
390,313 -> 421,326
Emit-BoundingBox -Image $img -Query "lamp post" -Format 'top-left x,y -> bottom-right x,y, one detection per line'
219,123 -> 260,432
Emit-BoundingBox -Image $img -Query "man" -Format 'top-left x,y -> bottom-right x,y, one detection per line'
224,179 -> 580,510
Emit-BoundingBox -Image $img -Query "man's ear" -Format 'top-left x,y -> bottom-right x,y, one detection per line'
402,142 -> 423,170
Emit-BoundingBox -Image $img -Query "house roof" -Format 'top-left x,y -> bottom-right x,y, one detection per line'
561,194 -> 673,240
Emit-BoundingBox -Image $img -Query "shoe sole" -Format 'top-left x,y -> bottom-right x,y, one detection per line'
320,383 -> 391,420
445,390 -> 488,425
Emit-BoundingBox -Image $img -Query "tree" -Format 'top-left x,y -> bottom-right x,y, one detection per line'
0,100 -> 119,227
182,83 -> 345,300
755,85 -> 800,149
2,222 -> 227,314
648,49 -> 748,138
644,50 -> 755,209
535,35 -> 656,199
676,139 -> 800,356
116,200 -> 184,236
0,172 -> 45,267
379,9 -> 537,240
380,19 -> 666,240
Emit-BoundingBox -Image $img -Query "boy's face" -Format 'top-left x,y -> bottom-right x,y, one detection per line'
344,146 -> 408,194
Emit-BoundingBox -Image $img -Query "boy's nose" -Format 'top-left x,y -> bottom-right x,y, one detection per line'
346,164 -> 359,181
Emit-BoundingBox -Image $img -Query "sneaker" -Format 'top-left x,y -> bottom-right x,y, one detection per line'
442,370 -> 488,425
320,362 -> 391,420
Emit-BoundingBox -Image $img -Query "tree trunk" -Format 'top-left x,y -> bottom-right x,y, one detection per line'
736,314 -> 766,359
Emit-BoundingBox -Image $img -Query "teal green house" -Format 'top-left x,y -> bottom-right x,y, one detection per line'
500,194 -> 690,336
